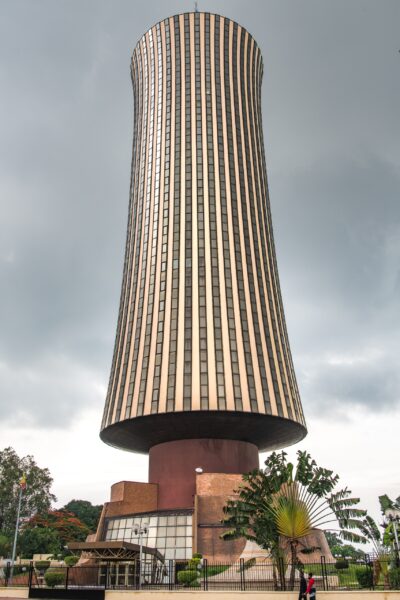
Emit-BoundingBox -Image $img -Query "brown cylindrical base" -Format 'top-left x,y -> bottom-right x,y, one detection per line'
149,438 -> 259,509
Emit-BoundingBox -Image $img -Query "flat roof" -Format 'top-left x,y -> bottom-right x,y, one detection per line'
67,541 -> 164,562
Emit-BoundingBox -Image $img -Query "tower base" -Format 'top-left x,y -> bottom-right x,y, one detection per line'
149,438 -> 259,509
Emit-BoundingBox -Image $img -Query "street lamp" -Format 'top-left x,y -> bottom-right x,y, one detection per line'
133,522 -> 148,589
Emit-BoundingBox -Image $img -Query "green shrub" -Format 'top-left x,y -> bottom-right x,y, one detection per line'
389,567 -> 400,589
355,566 -> 373,588
335,559 -> 349,570
177,569 -> 198,586
35,560 -> 50,571
64,555 -> 79,566
187,557 -> 201,570
44,570 -> 66,588
192,553 -> 203,559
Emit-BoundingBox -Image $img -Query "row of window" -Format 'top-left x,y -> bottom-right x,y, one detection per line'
102,15 -> 305,427
104,513 -> 193,561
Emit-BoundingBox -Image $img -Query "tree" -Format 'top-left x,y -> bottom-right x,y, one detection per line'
358,515 -> 391,587
18,527 -> 62,558
0,533 -> 11,558
379,494 -> 400,560
325,531 -> 365,560
24,510 -> 90,546
222,451 -> 367,590
0,447 -> 56,541
62,500 -> 102,533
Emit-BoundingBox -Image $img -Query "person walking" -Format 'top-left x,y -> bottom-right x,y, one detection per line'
305,572 -> 316,599
298,570 -> 307,599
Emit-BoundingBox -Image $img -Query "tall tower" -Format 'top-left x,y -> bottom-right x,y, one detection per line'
101,12 -> 306,510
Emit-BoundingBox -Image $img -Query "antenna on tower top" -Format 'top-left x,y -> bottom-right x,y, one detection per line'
194,1 -> 199,13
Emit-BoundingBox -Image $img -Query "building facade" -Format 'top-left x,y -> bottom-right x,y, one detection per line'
96,12 -> 307,563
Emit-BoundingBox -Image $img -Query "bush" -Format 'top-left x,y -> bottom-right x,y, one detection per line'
355,566 -> 373,588
187,557 -> 201,570
177,569 -> 198,586
35,560 -> 50,571
389,567 -> 400,589
64,555 -> 79,566
335,559 -> 349,570
44,570 -> 66,588
192,553 -> 203,559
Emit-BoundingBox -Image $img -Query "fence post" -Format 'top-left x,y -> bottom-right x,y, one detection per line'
5,561 -> 10,587
203,558 -> 208,591
239,558 -> 246,592
168,560 -> 173,591
28,561 -> 33,589
320,555 -> 328,591
365,554 -> 374,590
104,562 -> 108,590
278,557 -> 285,590
65,566 -> 69,590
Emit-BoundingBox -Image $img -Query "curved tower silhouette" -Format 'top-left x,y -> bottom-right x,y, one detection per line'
101,12 -> 306,508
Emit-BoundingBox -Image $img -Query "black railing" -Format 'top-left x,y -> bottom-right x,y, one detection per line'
1,556 -> 399,592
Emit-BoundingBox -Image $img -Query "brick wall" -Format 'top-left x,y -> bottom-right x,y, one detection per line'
195,473 -> 246,561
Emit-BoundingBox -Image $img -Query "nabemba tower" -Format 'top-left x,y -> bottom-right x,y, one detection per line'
99,12 -> 307,560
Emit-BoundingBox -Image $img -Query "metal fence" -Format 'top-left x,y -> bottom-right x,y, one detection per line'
1,557 -> 398,592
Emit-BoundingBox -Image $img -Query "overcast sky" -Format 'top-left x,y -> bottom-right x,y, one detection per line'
1,0 -> 399,532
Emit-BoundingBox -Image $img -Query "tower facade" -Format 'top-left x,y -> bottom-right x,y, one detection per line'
101,12 -> 306,509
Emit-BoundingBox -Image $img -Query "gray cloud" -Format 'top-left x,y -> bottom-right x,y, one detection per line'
0,0 -> 399,427
270,157 -> 400,417
301,353 -> 400,417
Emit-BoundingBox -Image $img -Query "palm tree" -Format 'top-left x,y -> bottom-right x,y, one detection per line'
222,451 -> 367,590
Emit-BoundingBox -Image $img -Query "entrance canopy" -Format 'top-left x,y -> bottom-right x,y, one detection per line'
67,541 -> 164,562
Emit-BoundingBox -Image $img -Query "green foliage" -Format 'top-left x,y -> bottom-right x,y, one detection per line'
24,510 -> 89,545
0,533 -> 11,557
187,557 -> 201,570
44,570 -> 66,588
355,566 -> 373,588
222,450 -> 367,556
325,531 -> 342,547
325,530 -> 365,559
18,526 -> 61,558
0,447 -> 56,539
379,494 -> 400,514
378,494 -> 400,556
389,567 -> 400,589
64,555 -> 79,566
335,559 -> 349,569
35,560 -> 51,570
222,451 -> 367,591
192,552 -> 203,559
62,500 -> 102,532
177,569 -> 198,586
358,514 -> 392,560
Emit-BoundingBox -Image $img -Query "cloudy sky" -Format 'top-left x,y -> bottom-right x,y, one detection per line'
1,0 -> 399,529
